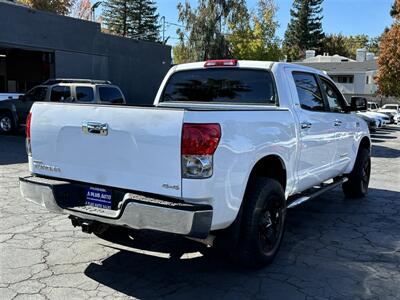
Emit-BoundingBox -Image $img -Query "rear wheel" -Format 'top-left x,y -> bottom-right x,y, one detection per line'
230,178 -> 286,268
342,148 -> 371,198
0,112 -> 15,134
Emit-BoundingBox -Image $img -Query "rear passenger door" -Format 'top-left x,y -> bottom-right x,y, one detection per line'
288,71 -> 339,192
319,76 -> 355,174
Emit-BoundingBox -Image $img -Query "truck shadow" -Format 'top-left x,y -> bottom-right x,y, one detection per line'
371,144 -> 400,158
0,135 -> 28,165
84,187 -> 400,299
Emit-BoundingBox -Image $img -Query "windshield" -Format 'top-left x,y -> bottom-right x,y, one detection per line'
161,69 -> 277,105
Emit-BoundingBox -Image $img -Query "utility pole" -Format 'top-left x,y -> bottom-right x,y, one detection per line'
161,16 -> 166,44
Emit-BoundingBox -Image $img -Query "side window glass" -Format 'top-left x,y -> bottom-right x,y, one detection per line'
76,87 -> 94,102
320,78 -> 345,113
293,72 -> 325,112
51,86 -> 71,102
99,87 -> 124,104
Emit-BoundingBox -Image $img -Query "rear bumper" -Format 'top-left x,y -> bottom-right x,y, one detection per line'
20,176 -> 212,238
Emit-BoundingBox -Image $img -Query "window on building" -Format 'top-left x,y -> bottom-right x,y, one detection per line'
76,86 -> 94,102
334,75 -> 354,84
50,86 -> 71,102
99,87 -> 124,104
293,72 -> 325,112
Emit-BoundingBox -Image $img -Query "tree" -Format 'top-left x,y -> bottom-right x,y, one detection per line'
228,0 -> 282,61
391,0 -> 399,17
376,0 -> 400,97
321,34 -> 381,59
71,0 -> 91,20
322,34 -> 350,57
102,0 -> 132,37
102,0 -> 160,41
19,0 -> 75,15
176,0 -> 247,61
130,0 -> 160,41
283,0 -> 325,61
343,34 -> 369,58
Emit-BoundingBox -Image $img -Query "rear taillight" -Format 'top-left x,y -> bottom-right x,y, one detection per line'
26,112 -> 32,138
26,112 -> 32,156
181,123 -> 221,179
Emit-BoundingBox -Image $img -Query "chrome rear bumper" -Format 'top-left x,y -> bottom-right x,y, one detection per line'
20,176 -> 212,238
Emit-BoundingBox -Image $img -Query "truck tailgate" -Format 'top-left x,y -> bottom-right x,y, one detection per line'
29,103 -> 184,197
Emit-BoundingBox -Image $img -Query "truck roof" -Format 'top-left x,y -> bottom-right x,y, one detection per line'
172,60 -> 328,77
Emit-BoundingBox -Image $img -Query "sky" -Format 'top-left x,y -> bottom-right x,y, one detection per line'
94,0 -> 395,45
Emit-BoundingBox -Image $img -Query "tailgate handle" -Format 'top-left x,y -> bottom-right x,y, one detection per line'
82,122 -> 108,136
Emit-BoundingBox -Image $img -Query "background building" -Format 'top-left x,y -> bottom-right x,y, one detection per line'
0,1 -> 171,105
297,49 -> 378,100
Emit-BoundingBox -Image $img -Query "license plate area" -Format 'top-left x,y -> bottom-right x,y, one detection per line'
85,186 -> 112,210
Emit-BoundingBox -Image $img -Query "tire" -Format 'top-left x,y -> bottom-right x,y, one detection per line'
231,177 -> 286,269
0,112 -> 15,134
342,148 -> 371,198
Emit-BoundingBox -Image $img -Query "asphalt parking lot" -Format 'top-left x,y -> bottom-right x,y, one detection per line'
0,127 -> 399,300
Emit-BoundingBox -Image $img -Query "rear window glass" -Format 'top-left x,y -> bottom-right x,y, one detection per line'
99,87 -> 124,104
161,69 -> 277,105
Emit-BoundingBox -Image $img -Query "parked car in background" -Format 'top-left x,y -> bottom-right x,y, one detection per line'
394,113 -> 400,124
381,104 -> 400,112
378,104 -> 399,124
0,93 -> 24,101
356,112 -> 378,132
20,60 -> 372,268
365,111 -> 390,127
367,102 -> 380,112
0,79 -> 125,134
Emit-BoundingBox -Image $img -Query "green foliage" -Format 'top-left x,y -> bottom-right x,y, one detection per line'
283,0 -> 325,61
173,0 -> 282,63
321,34 -> 350,58
131,0 -> 160,41
102,0 -> 160,41
321,34 -> 381,59
228,0 -> 283,61
176,0 -> 239,61
19,0 -> 75,15
390,0 -> 400,18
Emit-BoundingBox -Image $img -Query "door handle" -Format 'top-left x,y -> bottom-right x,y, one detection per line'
82,121 -> 108,136
300,121 -> 312,129
334,120 -> 342,127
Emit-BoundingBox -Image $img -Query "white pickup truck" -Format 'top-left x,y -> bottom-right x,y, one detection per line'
20,60 -> 371,268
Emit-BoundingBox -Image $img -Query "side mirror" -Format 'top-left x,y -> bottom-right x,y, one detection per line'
350,96 -> 367,111
19,95 -> 26,102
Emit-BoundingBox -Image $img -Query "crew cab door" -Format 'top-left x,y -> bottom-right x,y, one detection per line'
318,76 -> 355,174
287,70 -> 339,192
